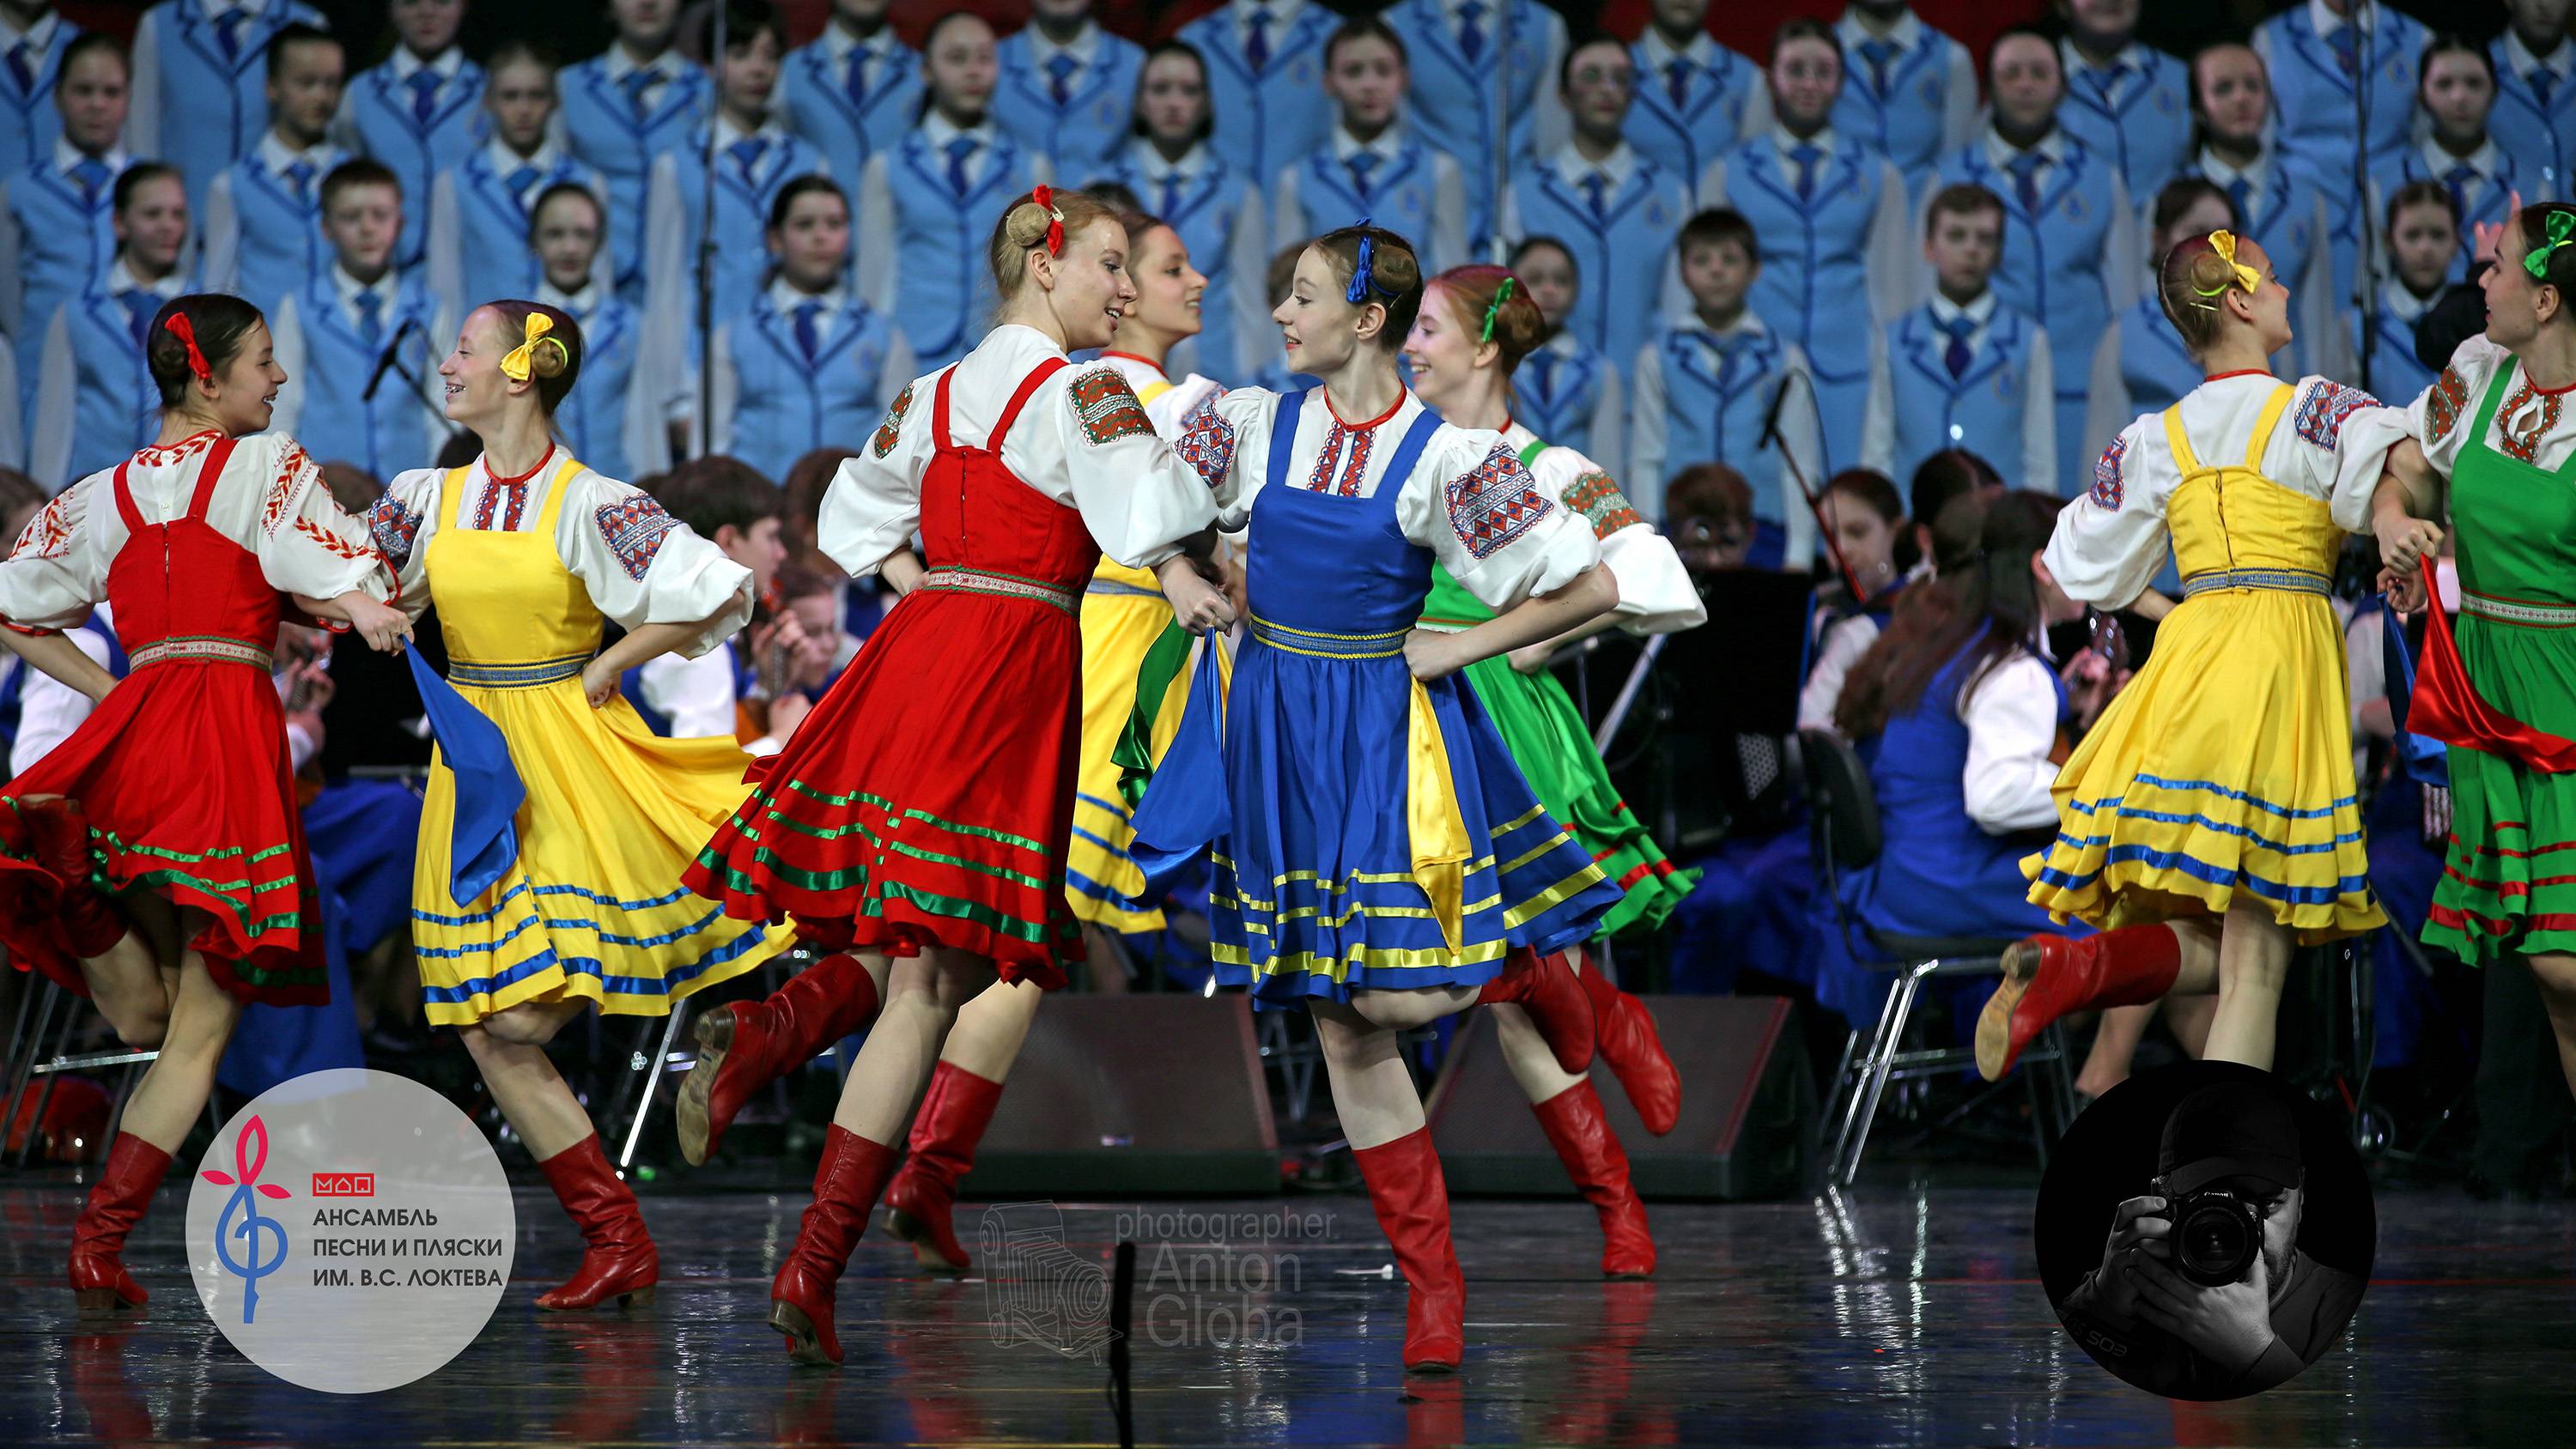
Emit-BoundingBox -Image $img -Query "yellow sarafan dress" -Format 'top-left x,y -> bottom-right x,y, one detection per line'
376,453 -> 793,1026
2023,374 -> 2408,943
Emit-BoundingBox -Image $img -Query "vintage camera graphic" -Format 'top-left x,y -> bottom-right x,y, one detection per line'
981,1203 -> 1117,1362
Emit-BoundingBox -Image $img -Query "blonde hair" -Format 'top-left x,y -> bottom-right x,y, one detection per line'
2155,235 -> 2251,357
987,188 -> 1124,300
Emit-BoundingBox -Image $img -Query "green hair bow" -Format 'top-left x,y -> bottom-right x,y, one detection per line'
2526,209 -> 2576,282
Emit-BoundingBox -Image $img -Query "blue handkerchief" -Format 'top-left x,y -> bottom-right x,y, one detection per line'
406,649 -> 526,905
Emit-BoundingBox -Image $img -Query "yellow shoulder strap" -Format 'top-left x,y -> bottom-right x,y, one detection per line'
533,455 -> 586,534
2244,384 -> 2295,470
2159,403 -> 2201,477
1136,378 -> 1175,409
440,465 -> 471,530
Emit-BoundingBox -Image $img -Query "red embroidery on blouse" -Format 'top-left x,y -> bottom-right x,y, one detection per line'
293,514 -> 376,561
129,429 -> 222,470
2498,380 -> 2565,464
11,489 -> 77,560
261,441 -> 313,535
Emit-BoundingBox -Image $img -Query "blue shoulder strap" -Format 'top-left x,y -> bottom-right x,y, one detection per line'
1265,388 -> 1306,493
1379,409 -> 1445,496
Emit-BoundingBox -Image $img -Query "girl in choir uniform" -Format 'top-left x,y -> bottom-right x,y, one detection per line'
2367,37 -> 2524,285
2175,43 -> 2340,379
780,0 -> 919,191
1380,0 -> 1569,242
856,12 -> 1049,371
1099,40 -> 1267,381
0,291 -> 404,1314
703,176 -> 910,488
424,41 -> 609,323
371,300 -> 794,1312
683,188 -> 1233,1365
2354,182 -> 2460,409
1128,225 -> 1625,1373
1173,0 -> 1335,190
0,33 -> 129,403
30,164 -> 194,487
0,2 -> 77,173
1504,237 -> 1623,477
1405,262 -> 1704,1274
1984,230 -> 2413,1082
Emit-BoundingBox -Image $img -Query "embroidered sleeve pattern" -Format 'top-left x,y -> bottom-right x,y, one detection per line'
2293,379 -> 2382,451
10,490 -> 76,561
294,513 -> 376,561
261,441 -> 315,534
1445,446 -> 1554,561
1068,366 -> 1156,446
366,493 -> 422,565
2426,364 -> 2470,443
1562,470 -> 1643,539
2090,436 -> 2126,512
871,381 -> 913,458
1175,395 -> 1237,489
596,494 -> 679,580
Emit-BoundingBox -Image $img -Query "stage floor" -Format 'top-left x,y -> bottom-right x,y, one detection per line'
1,1171 -> 2567,1446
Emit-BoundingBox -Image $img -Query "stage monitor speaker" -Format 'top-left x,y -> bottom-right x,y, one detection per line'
1425,996 -> 1813,1201
959,996 -> 1280,1197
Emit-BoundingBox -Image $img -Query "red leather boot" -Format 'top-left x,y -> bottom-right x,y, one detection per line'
1976,925 -> 2183,1081
69,1132 -> 170,1312
20,797 -> 125,957
883,1062 -> 1005,1274
1573,951 -> 1680,1136
1530,1080 -> 1656,1278
532,1135 -> 659,1310
1476,948 -> 1595,1075
678,952 -> 881,1165
1351,1127 -> 1465,1373
770,1125 -> 902,1367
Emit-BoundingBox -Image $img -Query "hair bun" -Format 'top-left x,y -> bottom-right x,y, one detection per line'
528,335 -> 571,380
1004,201 -> 1054,251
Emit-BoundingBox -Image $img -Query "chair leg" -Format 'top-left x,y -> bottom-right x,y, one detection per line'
617,1005 -> 690,1172
1815,1028 -> 1862,1191
1840,962 -> 1933,1187
1828,981 -> 1908,1183
1,981 -> 62,1163
16,992 -> 79,1168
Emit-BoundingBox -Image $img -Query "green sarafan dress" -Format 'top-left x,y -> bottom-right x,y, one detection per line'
1415,425 -> 1708,937
2416,338 -> 2576,965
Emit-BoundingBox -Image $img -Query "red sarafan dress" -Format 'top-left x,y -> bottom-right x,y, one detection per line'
0,430 -> 393,1004
687,324 -> 1218,986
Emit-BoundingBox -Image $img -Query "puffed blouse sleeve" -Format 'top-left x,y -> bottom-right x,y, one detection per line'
1174,385 -> 1279,530
1531,446 -> 1703,635
2275,375 -> 2415,533
2043,415 -> 2172,609
1042,363 -> 1218,569
247,436 -> 401,608
819,367 -> 934,579
1398,427 -> 1601,613
2411,334 -> 2509,480
558,468 -> 754,658
0,475 -> 110,632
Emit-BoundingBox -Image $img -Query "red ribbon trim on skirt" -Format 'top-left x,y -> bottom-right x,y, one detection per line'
2409,555 -> 2576,773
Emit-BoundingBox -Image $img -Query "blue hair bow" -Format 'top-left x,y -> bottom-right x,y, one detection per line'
1346,216 -> 1376,304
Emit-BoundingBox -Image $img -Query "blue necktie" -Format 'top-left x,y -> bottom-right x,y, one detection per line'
117,288 -> 155,350
284,157 -> 316,207
70,155 -> 111,206
1348,149 -> 1382,199
1857,38 -> 1899,94
2534,67 -> 2559,110
2225,175 -> 2252,223
4,39 -> 33,96
1456,0 -> 1485,64
1046,52 -> 1079,108
793,299 -> 823,361
504,163 -> 540,208
1789,143 -> 1820,203
1666,58 -> 1691,110
844,46 -> 871,108
945,135 -> 978,192
1245,7 -> 1272,71
1582,170 -> 1608,221
619,67 -> 659,119
214,8 -> 251,65
1158,171 -> 1183,219
355,288 -> 384,348
2088,58 -> 2130,106
2327,26 -> 2358,77
1940,316 -> 1976,379
2008,151 -> 2046,213
2444,163 -> 2478,223
730,135 -> 768,181
408,69 -> 441,125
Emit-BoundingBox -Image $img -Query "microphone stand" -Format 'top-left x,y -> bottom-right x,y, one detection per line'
695,0 -> 727,456
1760,368 -> 1868,601
2351,0 -> 2375,396
363,319 -> 465,449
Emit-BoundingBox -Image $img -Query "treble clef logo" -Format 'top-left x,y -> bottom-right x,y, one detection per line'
201,1113 -> 291,1325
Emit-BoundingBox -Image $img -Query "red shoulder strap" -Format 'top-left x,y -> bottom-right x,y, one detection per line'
110,459 -> 143,535
186,438 -> 240,523
932,364 -> 956,451
987,358 -> 1072,454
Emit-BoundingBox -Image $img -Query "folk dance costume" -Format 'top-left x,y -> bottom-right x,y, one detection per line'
1101,140 -> 1270,380
333,45 -> 483,274
1988,364 -> 2409,1077
557,45 -> 711,300
642,118 -> 829,361
1498,143 -> 1689,392
372,452 -> 790,1028
1624,27 -> 1759,195
781,21 -> 920,189
424,138 -> 609,323
988,19 -> 1144,173
200,132 -> 349,318
29,261 -> 191,487
0,7 -> 74,173
2055,36 -> 2192,204
1514,330 -> 1623,480
126,0 -> 325,209
0,136 -> 128,391
0,429 -> 390,1309
2409,337 -> 2576,966
1174,0 -> 1335,190
856,118 -> 1049,369
706,279 -> 912,488
2488,32 -> 2576,202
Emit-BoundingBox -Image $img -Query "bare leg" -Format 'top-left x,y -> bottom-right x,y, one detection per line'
2202,902 -> 2295,1069
459,999 -> 594,1161
1346,984 -> 1480,1035
935,976 -> 1044,1082
2075,1004 -> 2156,1098
1079,924 -> 1131,995
829,948 -> 994,1144
117,941 -> 242,1153
1313,999 -> 1428,1147
465,997 -> 659,1310
2524,952 -> 2576,1102
1492,1003 -> 1582,1102
2166,994 -> 2218,1059
1314,998 -> 1466,1370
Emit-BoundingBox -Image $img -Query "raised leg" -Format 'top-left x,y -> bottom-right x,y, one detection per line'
677,950 -> 887,1166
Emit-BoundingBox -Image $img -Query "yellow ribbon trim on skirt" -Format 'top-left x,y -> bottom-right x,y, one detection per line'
1406,678 -> 1472,956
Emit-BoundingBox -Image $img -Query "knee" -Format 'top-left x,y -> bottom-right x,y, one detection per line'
2218,950 -> 2290,995
480,1005 -> 563,1047
2528,957 -> 2576,1011
107,1003 -> 169,1052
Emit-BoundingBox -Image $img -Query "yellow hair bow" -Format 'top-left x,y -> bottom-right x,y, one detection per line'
2198,230 -> 2262,297
500,312 -> 560,382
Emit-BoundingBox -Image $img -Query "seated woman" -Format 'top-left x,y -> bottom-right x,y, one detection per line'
1797,469 -> 1904,735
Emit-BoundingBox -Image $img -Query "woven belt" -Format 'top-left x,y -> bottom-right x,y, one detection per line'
2180,567 -> 2330,598
1084,576 -> 1165,600
2461,590 -> 2576,628
448,652 -> 591,688
917,567 -> 1078,615
1248,614 -> 1407,660
130,636 -> 273,671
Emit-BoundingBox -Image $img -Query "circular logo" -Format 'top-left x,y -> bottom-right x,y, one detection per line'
185,1068 -> 514,1394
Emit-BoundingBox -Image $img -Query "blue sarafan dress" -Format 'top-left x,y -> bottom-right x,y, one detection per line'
1132,386 -> 1622,1005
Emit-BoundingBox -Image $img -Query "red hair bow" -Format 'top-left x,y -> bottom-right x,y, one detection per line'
1031,183 -> 1065,257
164,313 -> 212,386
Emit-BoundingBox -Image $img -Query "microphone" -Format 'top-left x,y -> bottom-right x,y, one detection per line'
362,317 -> 422,403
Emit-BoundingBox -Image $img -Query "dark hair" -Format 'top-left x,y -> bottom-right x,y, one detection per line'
0,468 -> 48,535
2152,176 -> 2239,243
2416,33 -> 2496,95
1558,33 -> 1628,94
111,161 -> 183,216
1084,179 -> 1145,212
436,430 -> 485,470
772,561 -> 836,606
1117,207 -> 1170,245
1430,264 -> 1547,373
1908,449 -> 2002,530
483,299 -> 583,417
767,173 -> 848,233
2516,201 -> 2576,307
781,446 -> 857,557
658,455 -> 784,540
526,179 -> 605,244
1507,234 -> 1577,277
1985,23 -> 2059,76
320,156 -> 400,211
58,31 -> 127,80
915,8 -> 992,123
1769,16 -> 1840,66
1311,223 -> 1425,348
319,461 -> 383,514
1325,15 -> 1407,72
146,294 -> 266,409
696,0 -> 786,59
1838,490 -> 2063,738
1131,39 -> 1215,142
1925,182 -> 2005,239
1825,468 -> 1903,526
2386,178 -> 2460,235
264,21 -> 339,82
484,39 -> 559,76
1679,208 -> 1756,261
1666,462 -> 1753,533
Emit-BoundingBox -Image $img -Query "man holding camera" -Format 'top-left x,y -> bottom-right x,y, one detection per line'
2057,1084 -> 2366,1398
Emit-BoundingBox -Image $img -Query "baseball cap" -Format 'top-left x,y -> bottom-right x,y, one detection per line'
2159,1082 -> 2302,1197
